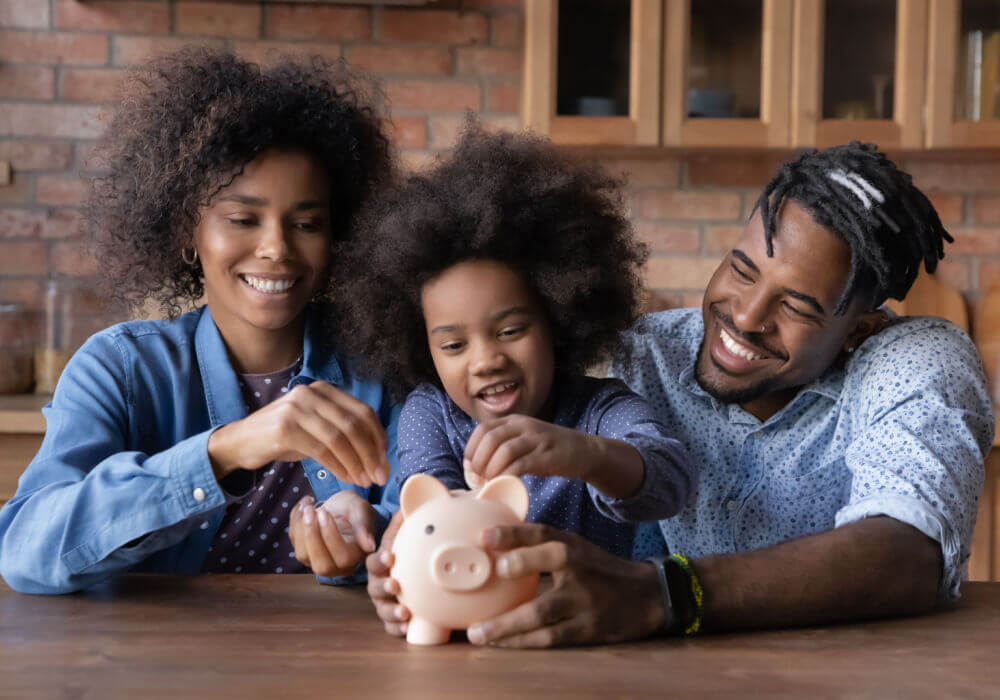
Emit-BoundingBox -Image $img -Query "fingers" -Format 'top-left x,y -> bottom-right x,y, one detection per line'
481,435 -> 538,481
495,540 -> 571,578
463,418 -> 525,479
317,508 -> 362,572
308,382 -> 390,485
467,589 -> 579,647
481,522 -> 573,552
289,495 -> 315,567
344,495 -> 377,553
364,548 -> 411,635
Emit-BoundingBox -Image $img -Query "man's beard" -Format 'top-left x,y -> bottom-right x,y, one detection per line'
693,335 -> 782,405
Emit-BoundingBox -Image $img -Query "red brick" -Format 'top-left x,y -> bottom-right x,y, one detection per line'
0,65 -> 55,99
386,80 -> 481,111
686,153 -> 790,188
705,224 -> 745,254
641,290 -> 703,312
35,176 -> 87,206
486,81 -> 519,113
76,142 -> 104,171
491,13 -> 523,47
114,36 -> 225,67
4,103 -> 104,139
947,227 -> 1000,255
926,192 -> 963,226
601,158 -> 682,188
634,221 -> 700,254
177,2 -> 260,39
0,242 -> 47,275
0,176 -> 29,205
0,209 -> 47,238
638,190 -> 742,220
456,47 -> 520,76
233,40 -> 342,66
387,115 -> 427,150
267,6 -> 370,41
427,114 -> 518,149
56,0 -> 168,34
905,160 -> 1000,193
645,256 -> 719,290
973,196 -> 1000,225
458,0 -> 523,9
0,30 -> 108,66
399,150 -> 436,173
345,45 -> 452,75
0,278 -> 44,311
934,257 -> 970,292
64,283 -> 111,314
0,142 -> 74,171
0,0 -> 49,29
40,209 -> 82,239
381,9 -> 487,45
61,68 -> 126,103
52,239 -> 98,276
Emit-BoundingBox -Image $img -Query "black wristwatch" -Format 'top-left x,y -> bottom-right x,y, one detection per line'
645,554 -> 687,636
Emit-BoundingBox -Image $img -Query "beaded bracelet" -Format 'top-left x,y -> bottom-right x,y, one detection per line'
670,553 -> 704,636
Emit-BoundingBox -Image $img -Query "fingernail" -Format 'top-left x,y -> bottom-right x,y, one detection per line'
394,605 -> 406,620
374,466 -> 387,485
496,557 -> 509,576
481,528 -> 500,547
384,580 -> 395,594
381,551 -> 392,566
463,458 -> 471,470
302,507 -> 314,525
467,625 -> 485,645
317,509 -> 330,526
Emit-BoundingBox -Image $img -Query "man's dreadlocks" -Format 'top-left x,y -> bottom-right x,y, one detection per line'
756,142 -> 952,314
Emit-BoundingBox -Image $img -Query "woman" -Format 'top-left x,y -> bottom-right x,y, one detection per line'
0,48 -> 398,593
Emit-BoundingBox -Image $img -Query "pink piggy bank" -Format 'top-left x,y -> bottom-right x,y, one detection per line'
391,473 -> 539,645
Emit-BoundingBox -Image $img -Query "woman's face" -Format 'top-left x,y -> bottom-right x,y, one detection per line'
192,148 -> 331,336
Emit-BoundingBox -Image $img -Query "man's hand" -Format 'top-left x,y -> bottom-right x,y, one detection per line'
365,511 -> 410,636
289,491 -> 376,578
466,524 -> 664,648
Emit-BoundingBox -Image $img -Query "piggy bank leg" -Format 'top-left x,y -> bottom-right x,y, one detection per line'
406,617 -> 451,645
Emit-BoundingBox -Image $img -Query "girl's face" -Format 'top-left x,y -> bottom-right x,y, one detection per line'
421,259 -> 556,424
192,148 -> 331,337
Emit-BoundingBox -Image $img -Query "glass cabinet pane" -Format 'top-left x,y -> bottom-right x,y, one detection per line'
956,0 -> 1000,121
688,0 -> 762,119
822,0 -> 896,120
556,0 -> 631,116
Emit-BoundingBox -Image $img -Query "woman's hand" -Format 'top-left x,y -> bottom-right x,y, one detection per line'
365,511 -> 410,637
288,491 -> 377,578
207,380 -> 389,487
466,524 -> 665,648
463,415 -> 644,498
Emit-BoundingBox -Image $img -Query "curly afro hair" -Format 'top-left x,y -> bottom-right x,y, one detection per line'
334,122 -> 648,396
83,47 -> 393,319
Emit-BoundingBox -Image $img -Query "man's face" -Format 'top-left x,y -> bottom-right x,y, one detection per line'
696,198 -> 873,420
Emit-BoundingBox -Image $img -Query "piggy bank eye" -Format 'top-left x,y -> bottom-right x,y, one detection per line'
424,524 -> 435,535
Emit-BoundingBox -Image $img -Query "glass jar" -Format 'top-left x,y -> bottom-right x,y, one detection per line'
34,279 -> 73,394
0,301 -> 35,394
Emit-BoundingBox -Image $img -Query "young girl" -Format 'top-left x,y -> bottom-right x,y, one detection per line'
0,49 -> 398,593
337,125 -> 695,634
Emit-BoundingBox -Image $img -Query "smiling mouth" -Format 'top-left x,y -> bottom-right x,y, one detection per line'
475,381 -> 520,413
719,326 -> 768,361
239,274 -> 299,294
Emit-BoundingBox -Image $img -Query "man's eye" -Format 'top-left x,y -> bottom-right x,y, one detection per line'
782,301 -> 812,319
731,263 -> 752,281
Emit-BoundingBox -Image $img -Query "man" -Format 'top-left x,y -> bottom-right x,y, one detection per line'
367,142 -> 994,646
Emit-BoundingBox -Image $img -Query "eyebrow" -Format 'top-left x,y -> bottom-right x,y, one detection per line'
216,195 -> 326,211
428,306 -> 533,336
731,249 -> 826,316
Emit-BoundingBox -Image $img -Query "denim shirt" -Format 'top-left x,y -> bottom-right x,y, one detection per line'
0,305 -> 400,594
619,309 -> 993,599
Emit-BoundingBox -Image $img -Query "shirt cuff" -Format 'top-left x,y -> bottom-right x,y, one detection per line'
835,494 -> 961,600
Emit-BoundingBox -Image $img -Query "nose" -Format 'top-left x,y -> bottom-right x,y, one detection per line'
731,285 -> 772,335
254,219 -> 292,262
430,543 -> 492,592
468,340 -> 507,376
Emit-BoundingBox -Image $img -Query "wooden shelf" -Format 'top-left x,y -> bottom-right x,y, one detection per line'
0,394 -> 49,434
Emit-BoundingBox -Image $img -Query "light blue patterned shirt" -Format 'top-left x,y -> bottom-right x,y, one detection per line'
614,309 -> 993,598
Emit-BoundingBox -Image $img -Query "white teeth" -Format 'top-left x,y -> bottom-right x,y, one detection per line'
243,275 -> 296,293
481,382 -> 516,396
720,327 -> 763,361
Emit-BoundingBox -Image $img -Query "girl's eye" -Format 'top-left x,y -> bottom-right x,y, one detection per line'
293,220 -> 323,232
440,341 -> 465,352
499,326 -> 526,338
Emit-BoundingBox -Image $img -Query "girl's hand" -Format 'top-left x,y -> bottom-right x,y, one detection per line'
365,511 -> 410,637
207,380 -> 389,487
463,415 -> 644,499
289,491 -> 376,578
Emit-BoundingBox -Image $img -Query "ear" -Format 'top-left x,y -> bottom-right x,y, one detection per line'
842,308 -> 890,354
476,475 -> 530,522
400,474 -> 450,517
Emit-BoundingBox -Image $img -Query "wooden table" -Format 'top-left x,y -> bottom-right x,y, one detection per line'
2,575 -> 1000,699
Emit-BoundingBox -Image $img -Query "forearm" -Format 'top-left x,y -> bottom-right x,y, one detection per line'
581,435 -> 645,499
693,517 -> 942,632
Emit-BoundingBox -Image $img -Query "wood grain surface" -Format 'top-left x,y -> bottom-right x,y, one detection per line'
2,575 -> 1000,699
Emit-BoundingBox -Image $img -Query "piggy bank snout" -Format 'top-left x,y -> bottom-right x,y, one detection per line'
430,543 -> 492,592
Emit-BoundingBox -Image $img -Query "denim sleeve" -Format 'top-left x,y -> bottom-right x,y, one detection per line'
395,386 -> 466,491
585,380 -> 697,523
0,334 -> 228,594
835,322 -> 994,600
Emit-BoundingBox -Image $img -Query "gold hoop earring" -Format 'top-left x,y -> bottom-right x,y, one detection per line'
181,247 -> 198,265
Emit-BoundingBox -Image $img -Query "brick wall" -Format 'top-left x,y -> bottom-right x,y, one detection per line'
2,0 -> 1000,351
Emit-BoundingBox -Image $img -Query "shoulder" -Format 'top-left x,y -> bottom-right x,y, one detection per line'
611,308 -> 702,386
399,383 -> 450,423
89,308 -> 201,354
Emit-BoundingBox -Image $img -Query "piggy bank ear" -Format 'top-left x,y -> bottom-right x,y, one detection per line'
400,474 -> 451,517
476,475 -> 529,521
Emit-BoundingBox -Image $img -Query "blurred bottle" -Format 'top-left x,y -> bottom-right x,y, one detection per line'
0,301 -> 34,394
34,280 -> 74,394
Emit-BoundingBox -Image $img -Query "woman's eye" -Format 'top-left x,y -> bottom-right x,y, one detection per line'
226,218 -> 254,227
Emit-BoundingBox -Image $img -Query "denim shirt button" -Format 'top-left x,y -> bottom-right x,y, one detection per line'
200,521 -> 209,529
192,487 -> 206,502
316,470 -> 328,480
